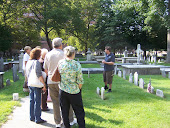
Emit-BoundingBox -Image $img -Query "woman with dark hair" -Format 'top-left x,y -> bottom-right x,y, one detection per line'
26,48 -> 47,124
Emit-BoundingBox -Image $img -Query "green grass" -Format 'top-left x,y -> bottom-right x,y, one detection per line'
81,64 -> 101,68
72,74 -> 170,128
0,70 -> 28,127
157,62 -> 170,66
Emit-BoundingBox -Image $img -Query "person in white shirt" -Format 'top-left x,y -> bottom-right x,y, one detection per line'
23,46 -> 31,92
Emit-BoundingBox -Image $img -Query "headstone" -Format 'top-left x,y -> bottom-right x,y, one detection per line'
123,69 -> 126,80
147,81 -> 154,94
114,65 -> 117,75
129,73 -> 133,83
0,57 -> 4,72
123,47 -> 128,57
156,89 -> 164,98
161,70 -> 166,77
6,79 -> 11,86
13,93 -> 19,101
0,72 -> 5,89
101,87 -> 105,100
168,72 -> 170,79
134,72 -> 138,86
139,78 -> 144,89
12,64 -> 19,82
151,56 -> 154,62
88,69 -> 90,78
118,70 -> 122,77
96,87 -> 100,95
158,59 -> 160,63
86,48 -> 92,61
136,44 -> 143,64
19,49 -> 24,73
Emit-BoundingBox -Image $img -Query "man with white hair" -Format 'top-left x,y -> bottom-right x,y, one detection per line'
43,38 -> 76,128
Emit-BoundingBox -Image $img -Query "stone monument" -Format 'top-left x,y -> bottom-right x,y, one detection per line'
123,47 -> 128,57
129,73 -> 133,83
101,87 -> 105,100
134,72 -> 138,86
19,49 -> 24,73
0,57 -> 4,72
86,48 -> 92,61
135,44 -> 143,64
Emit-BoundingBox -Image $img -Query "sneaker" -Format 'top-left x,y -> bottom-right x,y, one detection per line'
36,119 -> 46,124
56,123 -> 61,128
104,86 -> 108,90
70,118 -> 77,126
107,89 -> 112,93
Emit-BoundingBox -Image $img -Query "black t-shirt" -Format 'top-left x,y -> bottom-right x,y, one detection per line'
104,53 -> 115,71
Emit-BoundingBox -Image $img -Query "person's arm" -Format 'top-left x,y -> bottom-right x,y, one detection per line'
102,60 -> 114,65
36,61 -> 46,91
43,55 -> 48,76
25,61 -> 27,67
77,63 -> 84,89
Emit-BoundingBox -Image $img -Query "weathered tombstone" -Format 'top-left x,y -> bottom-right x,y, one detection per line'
19,49 -> 24,73
6,79 -> 11,86
86,48 -> 92,61
13,93 -> 19,101
134,72 -> 138,86
0,72 -> 5,89
158,59 -> 161,63
168,72 -> 170,79
123,69 -> 126,80
129,73 -> 133,83
96,87 -> 100,95
12,64 -> 19,82
151,56 -> 154,62
118,70 -> 122,77
153,55 -> 157,64
136,44 -> 143,64
156,89 -> 164,98
0,57 -> 4,72
101,87 -> 105,100
161,70 -> 166,77
123,47 -> 128,57
147,79 -> 154,94
139,78 -> 144,89
88,69 -> 90,78
114,65 -> 117,75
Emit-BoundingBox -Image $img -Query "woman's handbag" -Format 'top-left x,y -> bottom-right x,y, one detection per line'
28,61 -> 46,88
51,67 -> 61,82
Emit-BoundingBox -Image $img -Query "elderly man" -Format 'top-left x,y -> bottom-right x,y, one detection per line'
43,38 -> 76,128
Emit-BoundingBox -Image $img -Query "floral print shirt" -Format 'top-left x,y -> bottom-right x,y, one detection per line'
58,59 -> 84,94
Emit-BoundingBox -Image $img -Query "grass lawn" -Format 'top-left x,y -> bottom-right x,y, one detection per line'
72,74 -> 170,128
81,64 -> 101,68
157,62 -> 170,66
0,70 -> 28,127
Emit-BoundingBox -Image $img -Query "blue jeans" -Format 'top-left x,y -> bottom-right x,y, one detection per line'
29,86 -> 42,122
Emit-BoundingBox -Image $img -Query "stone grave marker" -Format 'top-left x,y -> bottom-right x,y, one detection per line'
6,79 -> 11,86
161,70 -> 166,77
139,78 -> 144,89
0,57 -> 4,72
96,87 -> 100,95
101,87 -> 105,100
12,64 -> 19,82
114,65 -> 117,75
123,70 -> 126,80
129,73 -> 133,83
13,93 -> 19,101
168,72 -> 170,79
19,49 -> 24,73
0,72 -> 5,89
118,70 -> 122,77
156,89 -> 164,98
134,72 -> 138,86
147,81 -> 154,94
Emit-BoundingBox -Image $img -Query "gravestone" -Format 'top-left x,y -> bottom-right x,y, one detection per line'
86,48 -> 92,61
96,87 -> 100,95
156,89 -> 164,98
161,70 -> 166,77
129,73 -> 133,83
139,78 -> 144,89
147,81 -> 154,94
136,44 -> 143,64
168,72 -> 170,79
6,79 -> 11,86
134,72 -> 138,86
88,69 -> 90,78
123,47 -> 128,57
0,58 -> 4,72
114,65 -> 117,75
123,69 -> 126,80
19,49 -> 24,73
0,72 -> 5,89
118,70 -> 122,77
12,64 -> 19,82
13,93 -> 19,101
101,87 -> 105,100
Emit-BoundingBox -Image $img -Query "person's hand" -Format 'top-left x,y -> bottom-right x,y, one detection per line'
42,86 -> 46,93
102,60 -> 106,64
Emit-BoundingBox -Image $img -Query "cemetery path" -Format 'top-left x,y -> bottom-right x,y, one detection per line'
2,96 -> 58,128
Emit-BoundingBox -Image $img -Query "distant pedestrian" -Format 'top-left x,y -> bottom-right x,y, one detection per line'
26,48 -> 47,124
23,46 -> 31,92
102,46 -> 115,93
58,46 -> 85,128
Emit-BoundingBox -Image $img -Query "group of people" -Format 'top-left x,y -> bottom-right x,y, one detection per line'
22,37 -> 115,128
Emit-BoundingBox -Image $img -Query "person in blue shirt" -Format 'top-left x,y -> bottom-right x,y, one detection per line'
102,46 -> 115,93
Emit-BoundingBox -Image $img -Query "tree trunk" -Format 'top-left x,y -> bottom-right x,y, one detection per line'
166,29 -> 170,62
45,32 -> 52,50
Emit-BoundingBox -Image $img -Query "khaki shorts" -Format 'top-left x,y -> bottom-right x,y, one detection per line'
103,71 -> 114,84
